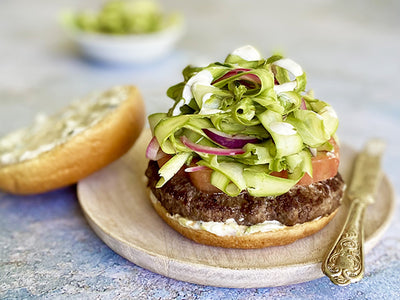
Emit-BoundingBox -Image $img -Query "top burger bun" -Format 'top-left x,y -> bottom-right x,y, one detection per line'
0,85 -> 144,195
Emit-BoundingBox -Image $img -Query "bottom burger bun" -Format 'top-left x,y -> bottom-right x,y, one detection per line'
148,190 -> 339,249
0,85 -> 145,195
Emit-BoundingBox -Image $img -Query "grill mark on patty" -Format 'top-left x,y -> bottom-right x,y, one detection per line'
145,161 -> 344,226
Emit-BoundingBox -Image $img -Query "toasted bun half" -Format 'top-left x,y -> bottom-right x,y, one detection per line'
149,190 -> 338,249
0,85 -> 145,195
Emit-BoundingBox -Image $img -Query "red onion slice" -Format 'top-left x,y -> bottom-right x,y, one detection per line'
184,165 -> 209,172
203,128 -> 260,148
237,73 -> 262,89
180,136 -> 245,156
300,98 -> 307,110
212,68 -> 262,89
146,136 -> 166,161
212,68 -> 251,84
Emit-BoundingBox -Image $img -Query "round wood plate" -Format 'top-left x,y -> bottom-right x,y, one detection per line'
77,130 -> 395,288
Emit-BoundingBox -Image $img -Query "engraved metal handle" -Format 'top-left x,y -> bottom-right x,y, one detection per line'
322,198 -> 368,285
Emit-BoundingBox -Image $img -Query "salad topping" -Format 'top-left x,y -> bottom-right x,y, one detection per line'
147,45 -> 339,197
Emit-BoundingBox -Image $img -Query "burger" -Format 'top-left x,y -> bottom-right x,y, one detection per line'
145,45 -> 345,249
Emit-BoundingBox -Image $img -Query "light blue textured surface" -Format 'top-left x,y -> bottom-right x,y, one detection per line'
1,0 -> 399,299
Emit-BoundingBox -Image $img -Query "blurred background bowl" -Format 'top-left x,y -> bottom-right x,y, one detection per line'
64,23 -> 184,64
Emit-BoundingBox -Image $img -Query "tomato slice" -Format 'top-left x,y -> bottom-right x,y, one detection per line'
298,139 -> 340,185
157,155 -> 220,192
188,167 -> 221,193
271,139 -> 340,185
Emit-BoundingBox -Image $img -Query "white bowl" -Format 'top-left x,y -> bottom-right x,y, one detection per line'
64,23 -> 184,65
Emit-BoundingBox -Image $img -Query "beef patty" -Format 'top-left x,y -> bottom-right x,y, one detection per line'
146,161 -> 345,226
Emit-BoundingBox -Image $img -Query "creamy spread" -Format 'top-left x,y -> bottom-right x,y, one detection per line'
175,215 -> 286,237
0,86 -> 128,165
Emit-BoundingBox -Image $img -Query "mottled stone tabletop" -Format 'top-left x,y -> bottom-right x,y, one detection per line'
1,0 -> 399,299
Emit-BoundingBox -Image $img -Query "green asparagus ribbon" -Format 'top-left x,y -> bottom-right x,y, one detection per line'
149,46 -> 339,196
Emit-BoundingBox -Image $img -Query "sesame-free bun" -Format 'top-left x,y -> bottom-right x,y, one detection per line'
0,85 -> 145,195
149,191 -> 338,249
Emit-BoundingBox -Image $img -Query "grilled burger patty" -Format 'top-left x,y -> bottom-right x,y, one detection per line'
146,161 -> 345,226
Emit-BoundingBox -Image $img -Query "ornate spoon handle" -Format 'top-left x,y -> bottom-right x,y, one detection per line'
322,198 -> 367,285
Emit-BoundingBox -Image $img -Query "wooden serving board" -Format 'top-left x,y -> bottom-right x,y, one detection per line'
77,130 -> 395,288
